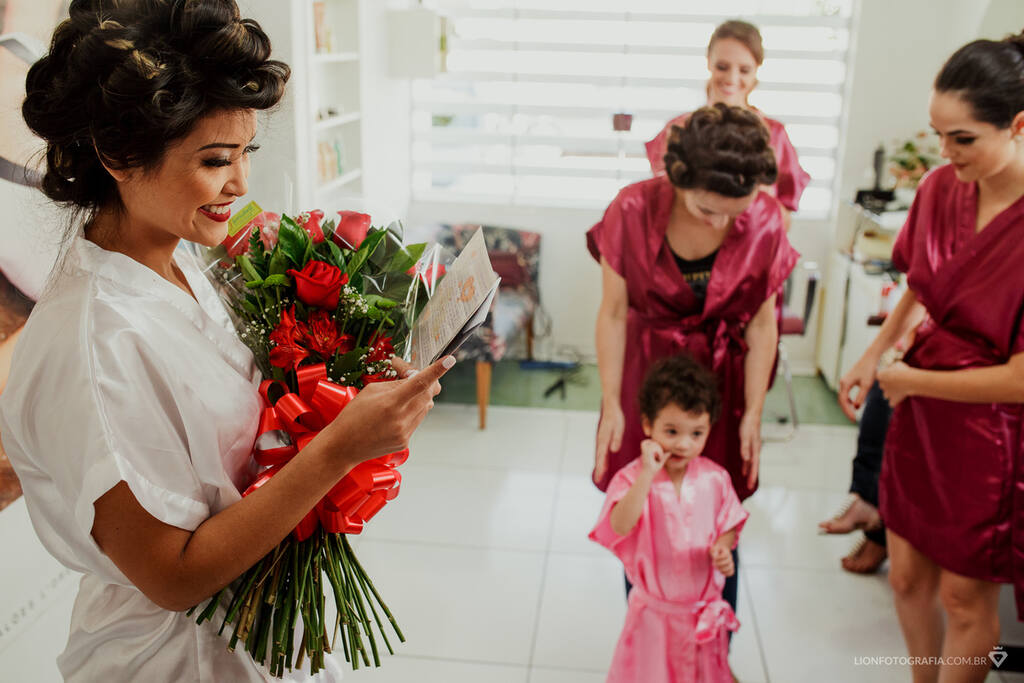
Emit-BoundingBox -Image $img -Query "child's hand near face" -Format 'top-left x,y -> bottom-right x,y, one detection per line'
640,438 -> 668,474
709,539 -> 735,577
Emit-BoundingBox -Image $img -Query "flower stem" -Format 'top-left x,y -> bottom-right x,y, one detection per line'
344,534 -> 405,642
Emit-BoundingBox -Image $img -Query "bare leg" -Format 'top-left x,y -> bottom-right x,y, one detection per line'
936,570 -> 1000,683
888,530 -> 944,683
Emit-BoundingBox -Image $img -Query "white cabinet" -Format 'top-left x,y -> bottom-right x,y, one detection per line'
816,205 -> 906,390
817,255 -> 896,390
816,250 -> 850,390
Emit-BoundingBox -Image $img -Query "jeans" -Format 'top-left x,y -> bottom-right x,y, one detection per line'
849,381 -> 892,546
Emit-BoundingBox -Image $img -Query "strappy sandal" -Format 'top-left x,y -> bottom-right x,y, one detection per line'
818,493 -> 882,535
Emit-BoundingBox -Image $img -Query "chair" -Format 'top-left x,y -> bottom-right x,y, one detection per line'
773,269 -> 820,440
410,223 -> 542,429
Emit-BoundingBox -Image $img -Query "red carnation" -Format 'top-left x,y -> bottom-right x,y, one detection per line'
333,211 -> 371,249
300,310 -> 355,358
287,260 -> 348,310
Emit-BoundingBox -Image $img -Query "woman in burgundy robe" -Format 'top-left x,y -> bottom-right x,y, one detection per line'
589,105 -> 798,628
645,20 -> 810,221
840,35 -> 1024,682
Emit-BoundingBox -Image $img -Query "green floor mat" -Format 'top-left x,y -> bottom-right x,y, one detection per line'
436,360 -> 852,426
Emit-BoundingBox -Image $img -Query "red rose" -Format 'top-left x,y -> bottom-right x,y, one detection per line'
299,310 -> 355,358
298,210 -> 326,244
254,211 -> 282,250
333,211 -> 371,249
287,260 -> 348,310
220,229 -> 251,258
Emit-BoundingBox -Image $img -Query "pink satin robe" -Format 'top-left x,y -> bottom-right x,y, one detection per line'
646,111 -> 811,212
587,177 -> 799,498
880,164 -> 1024,616
589,457 -> 749,683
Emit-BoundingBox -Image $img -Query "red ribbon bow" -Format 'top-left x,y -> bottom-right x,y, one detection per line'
242,363 -> 406,540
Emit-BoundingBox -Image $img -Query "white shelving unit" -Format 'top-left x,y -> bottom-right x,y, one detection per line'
314,111 -> 362,132
243,0 -> 412,214
295,0 -> 365,208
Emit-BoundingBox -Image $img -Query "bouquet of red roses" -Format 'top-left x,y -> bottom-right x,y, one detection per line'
189,207 -> 443,677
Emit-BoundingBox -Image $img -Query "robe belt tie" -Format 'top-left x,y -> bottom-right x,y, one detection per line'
628,584 -> 740,643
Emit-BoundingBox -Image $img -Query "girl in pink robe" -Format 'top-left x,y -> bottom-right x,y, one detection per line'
839,34 -> 1024,681
590,354 -> 748,683
644,20 -> 810,215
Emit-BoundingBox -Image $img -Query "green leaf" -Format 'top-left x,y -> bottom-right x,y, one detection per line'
302,234 -> 314,267
364,294 -> 399,310
268,249 -> 289,277
278,214 -> 309,267
247,228 -> 267,270
244,279 -> 262,289
325,240 -> 346,269
262,274 -> 292,288
386,242 -> 426,275
236,254 -> 262,283
379,273 -> 417,302
329,348 -> 365,377
347,229 -> 388,278
322,218 -> 337,241
242,296 -> 261,316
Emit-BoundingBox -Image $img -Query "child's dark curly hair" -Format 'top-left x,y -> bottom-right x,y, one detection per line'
637,354 -> 721,423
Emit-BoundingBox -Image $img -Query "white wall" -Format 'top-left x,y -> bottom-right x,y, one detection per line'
838,0 -> 972,211
359,1 -> 414,216
978,0 -> 1024,39
408,0 -> 1024,371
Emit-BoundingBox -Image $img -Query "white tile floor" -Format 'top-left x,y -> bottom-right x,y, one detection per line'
2,403 -> 1020,681
343,405 -> 1013,683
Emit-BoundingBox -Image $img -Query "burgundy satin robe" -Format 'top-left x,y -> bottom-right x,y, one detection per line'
587,177 -> 799,499
645,110 -> 811,212
880,165 -> 1024,616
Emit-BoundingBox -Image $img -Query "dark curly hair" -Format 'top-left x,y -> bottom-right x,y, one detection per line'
663,103 -> 777,198
22,0 -> 290,216
935,29 -> 1024,129
637,354 -> 721,423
